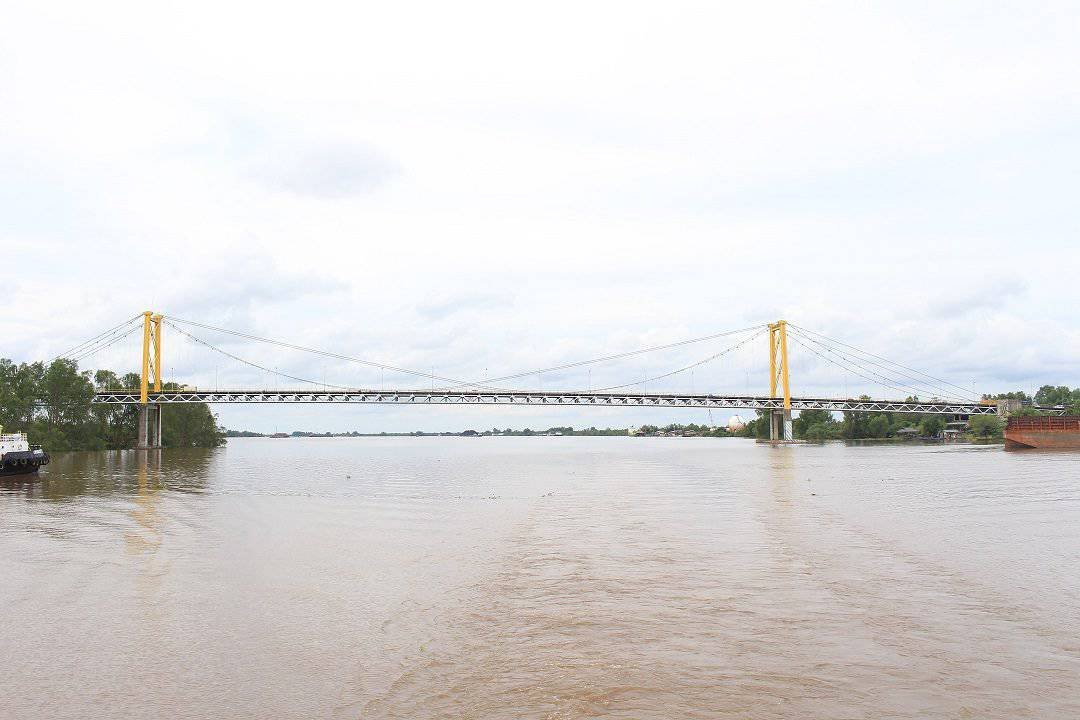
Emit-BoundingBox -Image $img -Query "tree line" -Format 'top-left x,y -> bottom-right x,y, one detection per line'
984,386 -> 1080,413
737,405 -> 958,441
0,358 -> 225,451
737,385 -> 1080,442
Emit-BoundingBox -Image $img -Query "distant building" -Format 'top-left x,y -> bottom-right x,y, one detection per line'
727,415 -> 747,432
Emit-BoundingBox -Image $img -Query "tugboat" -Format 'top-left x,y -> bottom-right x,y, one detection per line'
0,428 -> 50,476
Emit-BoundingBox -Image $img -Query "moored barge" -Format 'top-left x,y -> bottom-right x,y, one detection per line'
1005,415 -> 1080,450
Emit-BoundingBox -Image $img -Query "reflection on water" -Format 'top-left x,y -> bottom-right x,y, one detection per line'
125,452 -> 160,552
1,438 -> 1079,719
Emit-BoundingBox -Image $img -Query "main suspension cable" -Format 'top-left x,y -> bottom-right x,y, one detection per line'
446,323 -> 769,388
590,328 -> 767,393
166,321 -> 356,391
169,317 -> 517,391
788,326 -> 973,399
788,335 -> 915,398
54,314 -> 144,362
787,328 -> 973,401
789,323 -> 976,399
788,334 -> 959,401
68,325 -> 144,364
168,316 -> 769,393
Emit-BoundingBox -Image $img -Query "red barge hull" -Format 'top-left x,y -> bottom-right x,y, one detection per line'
1005,416 -> 1080,449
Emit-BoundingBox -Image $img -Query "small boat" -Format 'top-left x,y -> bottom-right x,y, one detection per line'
0,430 -> 50,477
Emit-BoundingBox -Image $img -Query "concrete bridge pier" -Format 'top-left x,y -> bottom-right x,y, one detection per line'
770,409 -> 793,442
137,404 -> 163,449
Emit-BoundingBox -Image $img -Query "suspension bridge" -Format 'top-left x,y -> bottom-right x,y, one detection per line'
65,311 -> 1051,448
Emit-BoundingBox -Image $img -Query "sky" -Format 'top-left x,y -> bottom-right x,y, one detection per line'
3,1 -> 1079,432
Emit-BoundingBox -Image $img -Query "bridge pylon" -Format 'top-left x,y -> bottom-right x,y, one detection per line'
137,311 -> 164,449
768,320 -> 793,442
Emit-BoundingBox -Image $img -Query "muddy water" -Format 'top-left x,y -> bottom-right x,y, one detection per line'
1,438 -> 1078,719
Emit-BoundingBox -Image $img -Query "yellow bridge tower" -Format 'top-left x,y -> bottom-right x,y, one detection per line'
768,320 -> 793,442
137,311 -> 164,449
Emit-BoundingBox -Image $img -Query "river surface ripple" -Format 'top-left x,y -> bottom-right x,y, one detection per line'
2,437 -> 1079,719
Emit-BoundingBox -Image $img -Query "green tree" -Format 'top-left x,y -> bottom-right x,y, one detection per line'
0,357 -> 224,451
36,360 -> 100,451
89,369 -> 137,448
41,359 -> 93,426
0,359 -> 44,429
161,407 -> 224,447
1034,385 -> 1079,407
740,410 -> 772,439
969,415 -> 1004,438
919,416 -> 946,438
159,384 -> 225,448
984,390 -> 1030,402
841,397 -> 875,439
867,415 -> 891,438
793,409 -> 834,438
804,422 -> 840,441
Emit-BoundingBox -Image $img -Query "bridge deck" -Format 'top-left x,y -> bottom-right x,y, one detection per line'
92,389 -> 1013,415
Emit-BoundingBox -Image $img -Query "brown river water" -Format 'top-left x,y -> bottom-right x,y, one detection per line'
2,438 -> 1079,719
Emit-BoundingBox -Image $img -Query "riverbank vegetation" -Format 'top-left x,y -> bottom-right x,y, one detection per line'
739,407 -> 942,441
0,358 -> 225,451
1030,386 -> 1079,413
743,385 -> 1080,442
741,398 -> 1012,442
984,387 -> 1080,413
226,424 -> 739,438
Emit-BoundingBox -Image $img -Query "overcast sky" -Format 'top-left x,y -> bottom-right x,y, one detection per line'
4,1 -> 1079,432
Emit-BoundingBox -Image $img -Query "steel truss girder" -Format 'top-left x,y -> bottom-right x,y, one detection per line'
90,390 -> 1037,415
